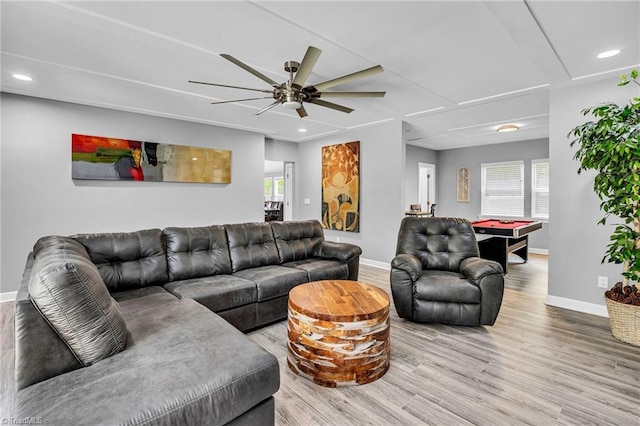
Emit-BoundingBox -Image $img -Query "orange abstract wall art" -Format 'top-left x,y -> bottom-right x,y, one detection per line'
321,141 -> 360,232
71,134 -> 231,184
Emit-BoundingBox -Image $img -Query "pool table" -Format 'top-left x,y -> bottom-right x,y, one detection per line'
471,219 -> 542,274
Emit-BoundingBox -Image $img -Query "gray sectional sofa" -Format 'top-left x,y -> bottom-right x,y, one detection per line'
14,220 -> 362,425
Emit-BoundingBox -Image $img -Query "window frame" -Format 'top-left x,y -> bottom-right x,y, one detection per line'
480,160 -> 525,218
264,175 -> 284,201
531,159 -> 549,220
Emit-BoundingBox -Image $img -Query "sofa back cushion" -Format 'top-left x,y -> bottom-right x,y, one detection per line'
72,229 -> 168,291
270,220 -> 324,263
224,222 -> 280,272
163,226 -> 232,281
15,252 -> 83,391
28,236 -> 128,367
396,217 -> 479,272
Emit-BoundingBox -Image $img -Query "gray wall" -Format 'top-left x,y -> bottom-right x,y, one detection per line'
296,120 -> 406,265
265,138 -> 298,162
549,76 -> 638,307
436,138 -> 549,250
404,144 -> 438,211
1,93 -> 265,293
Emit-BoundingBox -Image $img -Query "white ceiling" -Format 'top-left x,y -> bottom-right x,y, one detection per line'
2,1 -> 639,150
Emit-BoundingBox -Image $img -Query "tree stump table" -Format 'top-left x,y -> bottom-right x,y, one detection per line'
286,280 -> 390,387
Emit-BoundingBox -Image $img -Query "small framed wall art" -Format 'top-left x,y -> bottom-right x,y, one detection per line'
457,167 -> 470,202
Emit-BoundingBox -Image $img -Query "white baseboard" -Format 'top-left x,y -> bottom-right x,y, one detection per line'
360,258 -> 390,270
529,248 -> 549,255
545,295 -> 608,318
0,291 -> 17,303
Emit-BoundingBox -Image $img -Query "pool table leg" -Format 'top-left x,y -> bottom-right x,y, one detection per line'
476,237 -> 509,274
512,236 -> 529,263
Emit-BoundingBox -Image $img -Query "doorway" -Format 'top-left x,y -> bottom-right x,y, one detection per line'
418,162 -> 436,215
264,160 -> 294,221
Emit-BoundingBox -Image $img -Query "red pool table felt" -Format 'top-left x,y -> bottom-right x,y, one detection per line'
471,219 -> 534,230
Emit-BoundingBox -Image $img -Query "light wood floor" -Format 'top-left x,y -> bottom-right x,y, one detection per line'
247,255 -> 640,426
1,255 -> 639,425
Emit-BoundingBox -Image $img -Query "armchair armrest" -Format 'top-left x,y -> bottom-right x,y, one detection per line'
459,257 -> 504,325
459,257 -> 503,284
390,254 -> 422,282
390,254 -> 422,320
317,241 -> 362,262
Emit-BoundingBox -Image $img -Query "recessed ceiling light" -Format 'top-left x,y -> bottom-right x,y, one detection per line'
497,124 -> 519,133
298,128 -> 307,133
12,73 -> 33,81
597,49 -> 621,59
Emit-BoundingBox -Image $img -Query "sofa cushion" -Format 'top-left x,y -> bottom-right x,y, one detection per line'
233,265 -> 308,301
163,225 -> 232,281
164,275 -> 257,312
282,259 -> 349,281
415,270 -> 481,304
16,299 -> 280,426
270,220 -> 324,263
72,229 -> 168,292
111,286 -> 178,318
15,253 -> 82,391
28,236 -> 128,367
225,222 -> 280,272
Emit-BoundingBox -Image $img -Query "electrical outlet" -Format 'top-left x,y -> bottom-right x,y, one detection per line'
598,276 -> 609,289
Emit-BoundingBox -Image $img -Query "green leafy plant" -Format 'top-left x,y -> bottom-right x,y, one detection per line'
569,69 -> 640,305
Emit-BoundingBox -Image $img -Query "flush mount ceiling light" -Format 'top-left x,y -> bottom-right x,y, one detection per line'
12,73 -> 33,81
298,128 -> 307,133
597,49 -> 621,59
497,124 -> 519,133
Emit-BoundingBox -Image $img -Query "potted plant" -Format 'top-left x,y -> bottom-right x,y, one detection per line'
569,69 -> 640,345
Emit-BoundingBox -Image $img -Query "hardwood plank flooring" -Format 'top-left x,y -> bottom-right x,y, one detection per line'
247,255 -> 640,426
1,255 -> 638,425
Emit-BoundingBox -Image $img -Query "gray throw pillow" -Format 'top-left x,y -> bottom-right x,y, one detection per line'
29,236 -> 128,366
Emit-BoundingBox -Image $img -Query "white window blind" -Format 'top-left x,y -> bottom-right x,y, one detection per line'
532,159 -> 549,219
481,161 -> 524,217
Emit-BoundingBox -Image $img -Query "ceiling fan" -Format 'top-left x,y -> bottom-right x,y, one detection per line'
189,46 -> 385,118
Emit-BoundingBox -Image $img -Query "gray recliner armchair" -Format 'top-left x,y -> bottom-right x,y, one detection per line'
390,217 -> 504,326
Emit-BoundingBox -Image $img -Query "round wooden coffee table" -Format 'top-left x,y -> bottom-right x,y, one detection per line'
286,280 -> 390,387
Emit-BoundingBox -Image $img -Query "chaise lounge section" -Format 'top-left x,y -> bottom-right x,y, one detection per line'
14,219 -> 362,425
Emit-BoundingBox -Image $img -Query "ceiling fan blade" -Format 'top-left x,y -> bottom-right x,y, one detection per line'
296,106 -> 308,118
211,97 -> 274,105
307,99 -> 354,114
311,65 -> 384,92
189,80 -> 273,94
255,100 -> 282,115
315,91 -> 386,98
220,54 -> 280,87
292,46 -> 322,88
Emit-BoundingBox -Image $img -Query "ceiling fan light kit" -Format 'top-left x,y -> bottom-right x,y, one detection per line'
190,46 -> 385,118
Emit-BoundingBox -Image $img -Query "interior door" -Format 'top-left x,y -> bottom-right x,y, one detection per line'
418,162 -> 436,214
284,162 -> 293,221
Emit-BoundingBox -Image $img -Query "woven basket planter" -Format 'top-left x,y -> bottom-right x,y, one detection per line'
605,296 -> 640,346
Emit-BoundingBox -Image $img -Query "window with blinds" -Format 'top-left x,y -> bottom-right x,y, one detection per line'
532,159 -> 549,219
481,160 -> 524,217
